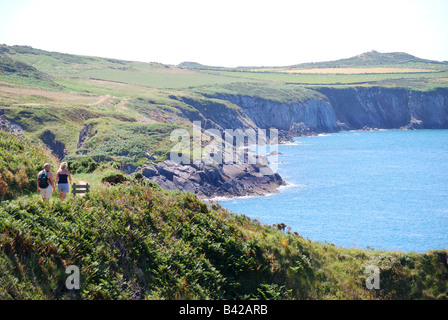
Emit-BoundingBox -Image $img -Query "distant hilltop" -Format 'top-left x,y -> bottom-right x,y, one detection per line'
311,50 -> 448,68
178,61 -> 206,68
268,50 -> 448,70
179,50 -> 448,70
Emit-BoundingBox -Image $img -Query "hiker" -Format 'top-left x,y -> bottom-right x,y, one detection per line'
37,163 -> 55,201
56,162 -> 72,201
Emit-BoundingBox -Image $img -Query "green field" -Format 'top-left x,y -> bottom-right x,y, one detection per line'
206,69 -> 448,89
77,68 -> 254,89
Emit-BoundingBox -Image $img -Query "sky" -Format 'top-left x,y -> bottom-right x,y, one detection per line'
0,0 -> 447,67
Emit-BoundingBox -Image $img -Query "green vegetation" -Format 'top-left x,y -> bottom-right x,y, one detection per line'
286,50 -> 448,70
193,82 -> 326,103
1,45 -> 253,90
0,48 -> 60,89
0,180 -> 447,299
0,130 -> 57,200
0,130 -> 447,300
0,45 -> 448,300
207,70 -> 448,89
79,120 -> 184,165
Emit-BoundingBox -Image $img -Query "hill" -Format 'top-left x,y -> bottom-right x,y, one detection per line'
0,174 -> 447,299
288,50 -> 448,70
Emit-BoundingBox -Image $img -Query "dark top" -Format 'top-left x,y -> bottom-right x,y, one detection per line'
58,173 -> 68,184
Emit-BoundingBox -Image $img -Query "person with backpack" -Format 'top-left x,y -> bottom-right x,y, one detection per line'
56,162 -> 72,201
37,163 -> 55,201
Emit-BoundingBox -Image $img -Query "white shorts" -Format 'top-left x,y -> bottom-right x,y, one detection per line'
40,186 -> 52,199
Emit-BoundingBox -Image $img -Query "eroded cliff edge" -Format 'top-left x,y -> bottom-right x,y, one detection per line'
315,87 -> 448,131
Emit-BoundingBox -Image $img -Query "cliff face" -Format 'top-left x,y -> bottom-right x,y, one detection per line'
212,94 -> 339,133
408,88 -> 448,129
316,87 -> 448,130
208,87 -> 448,134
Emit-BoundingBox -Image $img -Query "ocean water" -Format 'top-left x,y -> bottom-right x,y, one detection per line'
218,130 -> 448,252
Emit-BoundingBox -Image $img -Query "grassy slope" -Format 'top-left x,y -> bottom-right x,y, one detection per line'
2,45 -> 253,89
287,50 -> 448,70
0,113 -> 447,301
0,46 -> 259,165
0,130 -> 57,200
1,179 -> 447,300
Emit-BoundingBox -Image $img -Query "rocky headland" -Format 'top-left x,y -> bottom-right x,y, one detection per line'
141,160 -> 285,200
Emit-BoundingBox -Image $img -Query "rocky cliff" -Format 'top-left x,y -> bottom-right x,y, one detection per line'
210,87 -> 448,134
315,87 -> 448,130
141,160 -> 285,199
209,93 -> 339,135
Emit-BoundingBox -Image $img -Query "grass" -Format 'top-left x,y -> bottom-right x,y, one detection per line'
2,44 -> 448,170
284,50 -> 448,70
209,70 -> 448,88
76,68 -> 254,89
78,118 -> 185,165
0,130 -> 57,200
194,81 -> 326,103
4,45 -> 255,90
252,67 -> 437,74
0,179 -> 446,300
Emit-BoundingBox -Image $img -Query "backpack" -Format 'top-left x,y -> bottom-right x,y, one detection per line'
38,170 -> 49,188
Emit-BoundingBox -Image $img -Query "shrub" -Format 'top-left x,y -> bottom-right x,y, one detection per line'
66,157 -> 98,174
0,130 -> 56,200
101,171 -> 127,185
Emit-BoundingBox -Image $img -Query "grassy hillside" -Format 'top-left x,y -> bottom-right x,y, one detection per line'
0,179 -> 447,300
0,130 -> 57,200
287,50 -> 448,70
1,45 -> 252,89
0,45 -> 255,165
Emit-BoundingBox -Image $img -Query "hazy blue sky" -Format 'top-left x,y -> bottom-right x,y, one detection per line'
1,0 -> 447,67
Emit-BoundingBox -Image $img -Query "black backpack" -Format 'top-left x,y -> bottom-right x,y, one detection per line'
38,170 -> 49,188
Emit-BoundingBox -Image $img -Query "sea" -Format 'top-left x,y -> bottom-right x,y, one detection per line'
217,129 -> 448,252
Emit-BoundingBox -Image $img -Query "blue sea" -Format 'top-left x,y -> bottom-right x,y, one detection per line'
218,129 -> 448,252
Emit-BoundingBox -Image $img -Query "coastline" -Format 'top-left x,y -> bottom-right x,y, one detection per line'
202,127 -> 430,203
